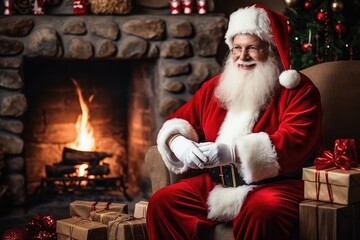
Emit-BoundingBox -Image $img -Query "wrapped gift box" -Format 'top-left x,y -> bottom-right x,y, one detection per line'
134,201 -> 148,219
303,166 -> 360,205
90,209 -> 131,224
299,200 -> 328,240
300,200 -> 360,240
108,216 -> 148,240
70,200 -> 128,218
56,217 -> 107,240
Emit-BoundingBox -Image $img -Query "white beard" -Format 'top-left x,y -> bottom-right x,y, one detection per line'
214,54 -> 281,112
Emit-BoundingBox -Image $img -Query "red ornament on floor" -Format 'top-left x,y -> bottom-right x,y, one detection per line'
1,227 -> 31,240
25,214 -> 56,240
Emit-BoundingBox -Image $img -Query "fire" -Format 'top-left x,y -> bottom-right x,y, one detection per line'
69,78 -> 95,178
69,78 -> 95,152
77,163 -> 88,177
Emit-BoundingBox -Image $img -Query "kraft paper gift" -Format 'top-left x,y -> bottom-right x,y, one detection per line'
134,201 -> 148,219
90,209 -> 131,224
303,166 -> 360,205
56,217 -> 107,240
70,200 -> 128,218
299,200 -> 328,240
107,215 -> 148,240
299,200 -> 360,240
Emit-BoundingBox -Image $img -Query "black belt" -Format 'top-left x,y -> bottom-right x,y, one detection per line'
209,164 -> 297,188
208,164 -> 245,187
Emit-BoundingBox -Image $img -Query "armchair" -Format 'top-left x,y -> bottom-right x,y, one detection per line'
145,60 -> 360,240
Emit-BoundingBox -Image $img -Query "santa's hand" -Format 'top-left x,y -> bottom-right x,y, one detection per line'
169,135 -> 208,169
197,142 -> 236,167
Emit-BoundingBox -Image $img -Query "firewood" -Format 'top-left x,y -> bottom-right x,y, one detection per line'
61,147 -> 112,165
45,164 -> 76,178
87,163 -> 110,176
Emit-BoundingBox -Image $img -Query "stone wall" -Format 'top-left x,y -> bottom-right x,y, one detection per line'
0,13 -> 227,205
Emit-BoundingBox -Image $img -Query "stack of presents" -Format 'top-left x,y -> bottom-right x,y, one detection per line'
53,138 -> 360,240
300,138 -> 360,240
56,200 -> 149,240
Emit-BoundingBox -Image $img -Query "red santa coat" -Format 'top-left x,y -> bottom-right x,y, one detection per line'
157,72 -> 322,221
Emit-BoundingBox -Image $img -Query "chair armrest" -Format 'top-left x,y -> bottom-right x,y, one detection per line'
145,146 -> 171,194
145,146 -> 208,194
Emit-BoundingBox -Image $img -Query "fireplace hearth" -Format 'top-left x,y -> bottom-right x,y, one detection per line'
23,58 -> 134,199
0,12 -> 227,206
37,147 -> 132,201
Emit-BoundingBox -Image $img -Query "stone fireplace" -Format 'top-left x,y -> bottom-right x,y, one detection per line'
0,13 -> 227,205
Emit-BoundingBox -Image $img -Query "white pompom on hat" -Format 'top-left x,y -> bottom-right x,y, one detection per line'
225,4 -> 300,89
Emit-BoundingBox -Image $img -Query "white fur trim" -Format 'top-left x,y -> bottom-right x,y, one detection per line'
235,132 -> 279,183
279,70 -> 301,89
157,118 -> 198,174
216,109 -> 259,144
225,5 -> 274,49
207,184 -> 255,221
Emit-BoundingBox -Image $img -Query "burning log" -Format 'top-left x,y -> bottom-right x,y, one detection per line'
87,163 -> 110,176
61,147 -> 112,165
46,164 -> 76,178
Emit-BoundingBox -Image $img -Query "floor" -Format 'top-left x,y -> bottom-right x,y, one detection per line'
0,190 -> 149,237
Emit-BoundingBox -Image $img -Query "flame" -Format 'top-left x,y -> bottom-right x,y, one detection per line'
69,78 -> 95,151
78,164 -> 88,177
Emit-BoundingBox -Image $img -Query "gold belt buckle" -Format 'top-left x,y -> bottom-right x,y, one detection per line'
219,164 -> 238,188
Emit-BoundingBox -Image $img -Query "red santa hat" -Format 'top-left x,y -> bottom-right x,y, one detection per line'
224,4 -> 300,89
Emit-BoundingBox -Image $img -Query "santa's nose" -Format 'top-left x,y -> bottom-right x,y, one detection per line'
239,50 -> 251,60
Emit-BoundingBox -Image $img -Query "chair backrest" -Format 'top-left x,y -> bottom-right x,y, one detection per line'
300,60 -> 360,158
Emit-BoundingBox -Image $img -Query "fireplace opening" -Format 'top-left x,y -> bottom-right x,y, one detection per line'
22,58 -> 154,199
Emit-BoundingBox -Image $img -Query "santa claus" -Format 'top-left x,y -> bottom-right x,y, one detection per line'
147,4 -> 322,240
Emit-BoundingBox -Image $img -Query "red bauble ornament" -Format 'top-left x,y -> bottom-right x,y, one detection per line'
33,230 -> 56,240
287,21 -> 293,34
26,219 -> 41,233
335,22 -> 346,35
24,214 -> 56,240
304,0 -> 313,9
41,215 -> 56,231
1,227 -> 31,240
316,10 -> 327,22
301,42 -> 312,52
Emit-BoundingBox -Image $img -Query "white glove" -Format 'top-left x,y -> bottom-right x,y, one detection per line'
169,135 -> 208,169
197,142 -> 236,167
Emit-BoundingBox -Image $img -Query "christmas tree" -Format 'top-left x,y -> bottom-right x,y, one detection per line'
284,0 -> 360,70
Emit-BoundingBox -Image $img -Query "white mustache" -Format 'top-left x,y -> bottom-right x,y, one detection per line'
236,60 -> 256,66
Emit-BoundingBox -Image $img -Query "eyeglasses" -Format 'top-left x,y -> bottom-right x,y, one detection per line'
230,45 -> 267,57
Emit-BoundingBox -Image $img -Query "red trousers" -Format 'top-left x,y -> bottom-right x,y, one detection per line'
146,173 -> 304,240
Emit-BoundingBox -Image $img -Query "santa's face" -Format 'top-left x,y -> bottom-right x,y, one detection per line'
231,34 -> 269,71
214,35 -> 280,111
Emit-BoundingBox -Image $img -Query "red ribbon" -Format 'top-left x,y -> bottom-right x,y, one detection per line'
314,138 -> 358,170
313,138 -> 358,203
91,201 -> 98,211
105,202 -> 111,210
91,201 -> 112,211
